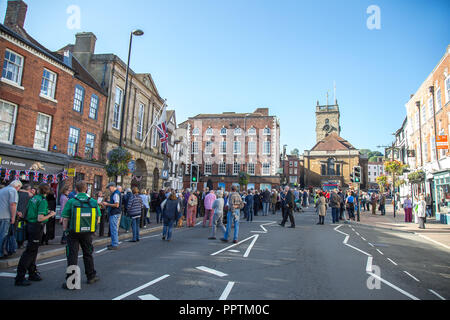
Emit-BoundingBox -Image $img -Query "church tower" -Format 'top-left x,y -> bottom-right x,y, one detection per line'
315,96 -> 341,143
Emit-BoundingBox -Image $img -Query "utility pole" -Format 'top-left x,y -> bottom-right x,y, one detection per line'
378,142 -> 401,218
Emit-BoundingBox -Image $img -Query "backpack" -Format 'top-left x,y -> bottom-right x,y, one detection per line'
69,196 -> 98,233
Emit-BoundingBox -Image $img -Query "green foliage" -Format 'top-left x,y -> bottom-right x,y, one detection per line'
239,171 -> 249,187
105,148 -> 132,178
408,170 -> 425,185
384,160 -> 408,176
376,175 -> 389,193
290,148 -> 300,156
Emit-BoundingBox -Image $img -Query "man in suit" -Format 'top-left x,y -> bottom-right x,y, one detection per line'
279,186 -> 295,228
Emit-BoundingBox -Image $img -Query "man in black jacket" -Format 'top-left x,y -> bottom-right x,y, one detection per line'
280,186 -> 295,228
262,189 -> 271,216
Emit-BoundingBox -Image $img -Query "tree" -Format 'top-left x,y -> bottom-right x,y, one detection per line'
376,175 -> 389,193
290,148 -> 300,156
360,149 -> 371,155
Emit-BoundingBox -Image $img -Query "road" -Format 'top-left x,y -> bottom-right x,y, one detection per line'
0,207 -> 448,300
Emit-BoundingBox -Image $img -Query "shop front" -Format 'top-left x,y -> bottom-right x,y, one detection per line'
433,170 -> 450,224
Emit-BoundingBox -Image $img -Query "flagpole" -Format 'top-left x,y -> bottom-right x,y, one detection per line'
140,101 -> 166,147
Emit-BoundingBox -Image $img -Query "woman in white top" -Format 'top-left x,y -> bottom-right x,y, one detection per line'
416,194 -> 427,229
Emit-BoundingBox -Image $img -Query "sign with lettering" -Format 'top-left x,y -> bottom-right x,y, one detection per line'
0,155 -> 63,174
436,135 -> 448,150
67,168 -> 76,177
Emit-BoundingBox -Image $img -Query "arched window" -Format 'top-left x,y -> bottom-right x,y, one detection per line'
248,127 -> 256,135
220,128 -> 227,135
263,127 -> 271,135
206,127 -> 213,135
192,127 -> 200,136
234,128 -> 242,135
327,158 -> 335,176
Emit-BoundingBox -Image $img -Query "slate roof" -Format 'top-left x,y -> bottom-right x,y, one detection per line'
310,132 -> 356,151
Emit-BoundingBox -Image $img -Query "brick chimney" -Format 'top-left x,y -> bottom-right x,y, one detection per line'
4,0 -> 28,29
254,108 -> 269,116
72,32 -> 97,68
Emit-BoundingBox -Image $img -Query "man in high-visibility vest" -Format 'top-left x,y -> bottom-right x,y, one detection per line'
61,181 -> 101,289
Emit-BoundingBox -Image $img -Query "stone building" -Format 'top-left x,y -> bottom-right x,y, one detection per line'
0,0 -> 108,196
60,32 -> 166,191
302,100 -> 368,191
179,108 -> 281,191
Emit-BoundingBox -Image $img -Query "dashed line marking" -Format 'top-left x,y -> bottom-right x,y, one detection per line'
95,248 -> 107,254
355,232 -> 360,236
196,266 -> 228,278
387,258 -> 398,266
368,272 -> 419,300
368,243 -> 374,247
219,281 -> 235,300
366,256 -> 373,272
376,249 -> 384,255
429,289 -> 446,300
0,272 -> 16,278
404,271 -> 420,282
361,237 -> 366,241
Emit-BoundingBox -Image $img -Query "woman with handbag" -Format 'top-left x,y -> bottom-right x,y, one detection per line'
186,189 -> 198,227
127,187 -> 144,242
161,191 -> 181,241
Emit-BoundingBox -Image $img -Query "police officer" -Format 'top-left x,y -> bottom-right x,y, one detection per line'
15,183 -> 56,286
61,181 -> 101,289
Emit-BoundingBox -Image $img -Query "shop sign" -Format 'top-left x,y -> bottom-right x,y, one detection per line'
67,168 -> 76,177
436,135 -> 448,150
0,155 -> 63,174
407,150 -> 416,157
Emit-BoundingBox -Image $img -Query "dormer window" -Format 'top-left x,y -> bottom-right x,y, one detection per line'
263,127 -> 271,135
234,128 -> 242,135
248,127 -> 256,135
206,127 -> 213,135
220,128 -> 227,135
193,127 -> 200,136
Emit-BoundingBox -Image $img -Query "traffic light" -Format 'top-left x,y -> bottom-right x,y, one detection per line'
191,164 -> 199,183
353,166 -> 361,183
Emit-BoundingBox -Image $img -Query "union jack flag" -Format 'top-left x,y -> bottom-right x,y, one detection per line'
33,171 -> 39,182
24,170 -> 30,181
51,174 -> 58,184
156,105 -> 169,154
42,174 -> 48,183
14,170 -> 21,180
62,170 -> 68,181
4,169 -> 11,182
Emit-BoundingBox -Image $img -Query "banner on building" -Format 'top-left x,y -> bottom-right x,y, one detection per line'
436,135 -> 448,150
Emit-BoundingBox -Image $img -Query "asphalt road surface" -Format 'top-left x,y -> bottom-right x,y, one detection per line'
0,207 -> 448,300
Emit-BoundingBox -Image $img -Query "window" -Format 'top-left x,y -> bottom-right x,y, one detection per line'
262,163 -> 271,175
321,164 -> 326,176
112,87 -> 123,129
94,175 -> 103,193
336,164 -> 341,176
327,158 -> 335,176
289,168 -> 293,175
294,161 -> 298,167
415,111 -> 420,131
428,97 -> 433,119
40,69 -> 57,99
204,162 -> 212,175
436,87 -> 442,111
430,133 -> 436,162
233,162 -> 240,175
192,141 -> 199,154
263,141 -> 271,155
205,141 -> 213,154
206,127 -> 213,135
193,127 -> 200,135
289,161 -> 293,167
234,128 -> 242,135
89,95 -> 99,119
33,113 -> 51,151
423,140 -> 428,162
219,162 -> 226,175
220,141 -> 227,154
263,127 -> 271,135
136,103 -> 145,140
445,76 -> 450,103
233,141 -> 241,154
67,127 -> 80,156
248,127 -> 256,135
2,49 -> 23,85
220,128 -> 227,135
248,163 -> 255,175
421,104 -> 426,124
73,85 -> 85,112
73,172 -> 85,190
0,100 -> 17,144
248,141 -> 256,154
294,168 -> 298,175
85,133 -> 95,160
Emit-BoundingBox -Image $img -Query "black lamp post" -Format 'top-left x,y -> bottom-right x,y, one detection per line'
119,29 -> 144,148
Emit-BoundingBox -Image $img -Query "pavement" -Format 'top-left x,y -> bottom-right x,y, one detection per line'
0,207 -> 448,300
356,205 -> 450,250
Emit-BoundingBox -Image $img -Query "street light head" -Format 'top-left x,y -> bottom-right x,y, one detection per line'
429,86 -> 434,94
415,101 -> 420,108
132,29 -> 144,36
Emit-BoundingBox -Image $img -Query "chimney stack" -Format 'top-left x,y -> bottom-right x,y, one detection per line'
72,32 -> 97,68
4,0 -> 28,29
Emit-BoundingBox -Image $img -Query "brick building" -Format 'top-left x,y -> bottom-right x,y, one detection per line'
0,0 -> 108,196
61,32 -> 166,191
283,155 -> 302,187
179,108 -> 281,191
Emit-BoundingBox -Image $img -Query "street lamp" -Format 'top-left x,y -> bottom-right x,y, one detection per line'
416,101 -> 423,168
119,29 -> 144,148
429,86 -> 440,167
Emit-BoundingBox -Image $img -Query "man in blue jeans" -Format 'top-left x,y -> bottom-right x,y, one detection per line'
0,180 -> 22,258
329,189 -> 340,223
221,186 -> 243,244
101,182 -> 122,250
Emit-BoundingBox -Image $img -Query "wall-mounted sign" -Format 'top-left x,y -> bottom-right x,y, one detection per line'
161,170 -> 169,180
407,150 -> 416,158
127,160 -> 136,173
436,135 -> 448,150
67,168 -> 76,177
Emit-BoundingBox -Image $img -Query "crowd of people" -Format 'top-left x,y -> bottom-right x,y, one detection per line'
0,180 -> 433,287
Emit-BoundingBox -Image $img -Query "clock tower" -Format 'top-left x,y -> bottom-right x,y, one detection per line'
315,99 -> 341,142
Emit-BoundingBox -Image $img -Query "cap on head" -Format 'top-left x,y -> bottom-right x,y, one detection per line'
106,182 -> 116,188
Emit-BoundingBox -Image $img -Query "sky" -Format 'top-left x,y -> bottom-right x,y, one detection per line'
1,0 -> 449,155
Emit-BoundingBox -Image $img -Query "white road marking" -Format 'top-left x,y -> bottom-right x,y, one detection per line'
361,237 -> 366,241
112,274 -> 170,300
140,234 -> 161,239
403,271 -> 420,282
345,243 -> 372,257
95,248 -> 107,254
196,222 -> 202,226
368,243 -> 374,247
37,258 -> 67,267
228,250 -> 240,253
429,289 -> 446,300
387,258 -> 398,266
366,256 -> 373,272
219,281 -> 235,300
243,234 -> 259,258
210,235 -> 258,256
355,232 -> 360,236
415,234 -> 450,250
0,272 -> 16,278
138,294 -> 160,300
376,249 -> 384,255
344,235 -> 349,244
196,266 -> 228,278
368,272 -> 420,300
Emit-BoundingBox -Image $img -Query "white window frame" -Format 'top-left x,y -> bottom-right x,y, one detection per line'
85,132 -> 95,160
192,127 -> 200,136
220,128 -> 227,135
33,113 -> 52,151
428,97 -> 433,120
89,94 -> 99,119
204,162 -> 212,175
262,162 -> 270,175
205,127 -> 213,135
205,141 -> 213,154
248,127 -> 256,135
247,162 -> 255,175
233,141 -> 241,154
219,162 -> 226,175
233,162 -> 240,175
2,49 -> 24,86
263,141 -> 271,155
421,104 -> 426,124
220,141 -> 227,154
248,141 -> 256,154
112,87 -> 123,130
136,103 -> 145,140
192,141 -> 199,154
436,87 -> 442,112
445,75 -> 450,103
40,68 -> 57,99
234,128 -> 242,135
0,99 -> 18,144
67,127 -> 80,157
294,161 -> 298,167
73,85 -> 85,113
263,127 -> 271,135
